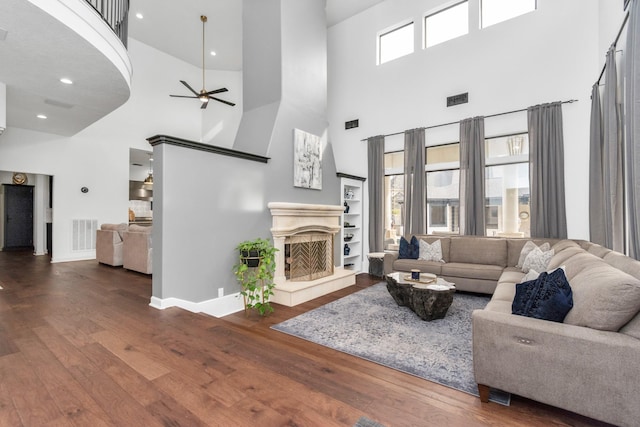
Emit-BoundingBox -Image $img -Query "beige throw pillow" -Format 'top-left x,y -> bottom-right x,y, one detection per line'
418,239 -> 444,262
517,241 -> 551,269
522,247 -> 554,273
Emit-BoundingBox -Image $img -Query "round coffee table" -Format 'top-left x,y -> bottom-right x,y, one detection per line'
385,272 -> 456,321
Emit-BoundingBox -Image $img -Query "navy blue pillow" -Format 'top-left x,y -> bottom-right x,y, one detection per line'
398,236 -> 419,259
512,268 -> 573,323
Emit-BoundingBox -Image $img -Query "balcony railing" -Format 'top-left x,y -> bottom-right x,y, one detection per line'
84,0 -> 129,47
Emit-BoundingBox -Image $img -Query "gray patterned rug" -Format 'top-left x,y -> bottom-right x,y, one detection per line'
272,282 -> 510,405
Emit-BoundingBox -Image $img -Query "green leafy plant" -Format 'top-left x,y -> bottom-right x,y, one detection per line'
233,238 -> 278,316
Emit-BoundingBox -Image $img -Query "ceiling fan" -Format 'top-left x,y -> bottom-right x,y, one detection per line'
170,15 -> 235,109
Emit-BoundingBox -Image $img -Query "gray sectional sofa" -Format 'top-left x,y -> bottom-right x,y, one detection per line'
382,235 -> 640,427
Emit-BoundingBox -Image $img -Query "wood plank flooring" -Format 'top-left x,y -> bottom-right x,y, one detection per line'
0,251 -> 613,426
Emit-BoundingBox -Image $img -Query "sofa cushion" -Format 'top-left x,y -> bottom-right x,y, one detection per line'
392,259 -> 442,275
516,241 -> 551,268
418,239 -> 444,262
551,239 -> 580,253
129,224 -> 152,233
603,251 -> 640,280
492,281 -> 517,302
449,237 -> 507,267
563,262 -> 640,331
547,247 -> 585,272
441,262 -> 503,281
512,268 -> 573,323
399,236 -> 419,259
498,268 -> 525,285
521,247 -> 554,273
100,223 -> 128,238
619,313 -> 640,340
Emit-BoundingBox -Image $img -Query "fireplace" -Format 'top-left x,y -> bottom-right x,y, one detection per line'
268,202 -> 356,306
285,232 -> 333,281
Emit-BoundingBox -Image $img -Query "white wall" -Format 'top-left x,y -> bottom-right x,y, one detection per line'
0,38 -> 242,262
328,0 -> 604,245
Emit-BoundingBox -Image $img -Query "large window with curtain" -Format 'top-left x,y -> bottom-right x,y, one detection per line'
383,131 -> 531,241
426,143 -> 460,233
484,132 -> 531,237
384,152 -> 404,249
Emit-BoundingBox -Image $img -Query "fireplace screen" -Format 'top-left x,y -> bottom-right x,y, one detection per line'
285,233 -> 334,281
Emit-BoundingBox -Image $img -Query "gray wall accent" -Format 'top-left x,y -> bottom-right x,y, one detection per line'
152,0 -> 338,304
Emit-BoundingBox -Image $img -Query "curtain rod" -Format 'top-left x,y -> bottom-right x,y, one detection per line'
361,99 -> 579,142
597,11 -> 630,84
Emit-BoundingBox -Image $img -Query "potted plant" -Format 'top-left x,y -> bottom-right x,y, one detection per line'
233,238 -> 278,316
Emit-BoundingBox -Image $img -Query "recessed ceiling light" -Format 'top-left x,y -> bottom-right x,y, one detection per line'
60,77 -> 73,85
210,51 -> 217,56
136,12 -> 143,19
37,114 -> 47,119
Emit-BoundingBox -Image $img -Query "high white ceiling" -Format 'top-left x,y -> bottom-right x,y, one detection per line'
0,0 -> 385,136
128,0 -> 385,71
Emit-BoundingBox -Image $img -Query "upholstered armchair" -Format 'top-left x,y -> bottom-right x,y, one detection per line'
96,223 -> 128,266
123,225 -> 153,274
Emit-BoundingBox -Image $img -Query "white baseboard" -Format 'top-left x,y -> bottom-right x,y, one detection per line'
149,292 -> 245,318
51,254 -> 96,263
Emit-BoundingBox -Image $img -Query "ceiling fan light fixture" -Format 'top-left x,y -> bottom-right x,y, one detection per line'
168,15 -> 235,109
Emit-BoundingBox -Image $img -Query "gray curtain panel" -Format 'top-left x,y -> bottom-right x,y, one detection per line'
403,128 -> 426,236
589,83 -> 606,245
625,0 -> 640,259
603,45 -> 625,252
528,103 -> 568,239
459,117 -> 486,236
367,135 -> 385,253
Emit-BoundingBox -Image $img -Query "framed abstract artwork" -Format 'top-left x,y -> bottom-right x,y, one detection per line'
293,128 -> 322,190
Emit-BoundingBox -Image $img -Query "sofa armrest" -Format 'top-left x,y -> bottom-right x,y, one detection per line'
383,251 -> 398,275
123,231 -> 152,274
472,309 -> 640,425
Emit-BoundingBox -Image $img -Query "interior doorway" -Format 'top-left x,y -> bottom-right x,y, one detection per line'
2,184 -> 34,250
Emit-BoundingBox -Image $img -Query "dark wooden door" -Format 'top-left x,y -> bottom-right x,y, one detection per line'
3,184 -> 34,251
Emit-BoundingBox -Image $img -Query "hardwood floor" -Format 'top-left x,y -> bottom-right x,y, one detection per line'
0,251 -> 613,427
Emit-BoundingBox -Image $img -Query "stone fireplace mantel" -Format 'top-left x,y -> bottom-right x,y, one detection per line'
267,202 -> 344,237
267,202 -> 355,306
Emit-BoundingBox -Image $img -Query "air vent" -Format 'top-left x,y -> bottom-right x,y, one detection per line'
447,92 -> 468,107
45,99 -> 74,109
345,119 -> 359,130
72,219 -> 97,251
0,27 -> 7,41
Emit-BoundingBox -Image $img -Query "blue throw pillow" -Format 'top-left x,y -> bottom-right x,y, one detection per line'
512,268 -> 573,323
398,236 -> 419,259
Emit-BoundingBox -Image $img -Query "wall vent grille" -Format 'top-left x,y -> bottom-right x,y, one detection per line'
72,219 -> 97,251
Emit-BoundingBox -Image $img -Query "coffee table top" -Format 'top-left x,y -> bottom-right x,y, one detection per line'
387,272 -> 455,290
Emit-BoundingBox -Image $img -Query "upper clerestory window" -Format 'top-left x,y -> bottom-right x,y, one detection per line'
424,1 -> 469,48
481,0 -> 537,28
378,21 -> 414,65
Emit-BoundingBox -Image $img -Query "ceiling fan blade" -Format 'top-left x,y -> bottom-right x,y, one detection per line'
169,95 -> 199,99
201,100 -> 209,109
207,88 -> 228,95
209,96 -> 236,107
180,80 -> 199,96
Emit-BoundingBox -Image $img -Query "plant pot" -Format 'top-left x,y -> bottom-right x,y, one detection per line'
240,250 -> 261,267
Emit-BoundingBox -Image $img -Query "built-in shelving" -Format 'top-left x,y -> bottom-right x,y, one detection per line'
338,174 -> 365,272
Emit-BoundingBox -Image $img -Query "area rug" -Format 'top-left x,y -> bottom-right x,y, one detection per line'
271,282 -> 510,405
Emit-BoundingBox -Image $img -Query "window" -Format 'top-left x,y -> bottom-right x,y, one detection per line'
426,144 -> 460,234
384,152 -> 405,249
484,133 -> 530,237
481,0 -> 536,28
378,22 -> 414,64
424,1 -> 468,48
